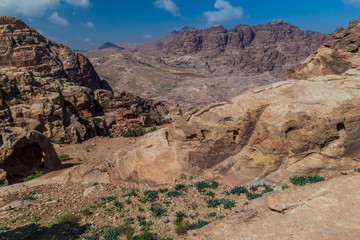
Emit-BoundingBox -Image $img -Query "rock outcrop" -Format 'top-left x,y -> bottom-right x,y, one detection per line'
0,16 -> 177,142
189,174 -> 360,239
165,20 -> 329,74
0,127 -> 61,184
287,18 -> 360,79
67,69 -> 360,185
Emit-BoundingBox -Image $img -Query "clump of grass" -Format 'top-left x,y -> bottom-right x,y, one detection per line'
174,211 -> 187,224
23,171 -> 44,182
103,227 -> 120,240
149,203 -> 166,217
174,221 -> 191,236
31,215 -> 41,223
124,218 -> 135,225
57,214 -> 78,225
136,230 -> 155,240
290,175 -> 325,186
230,186 -> 248,195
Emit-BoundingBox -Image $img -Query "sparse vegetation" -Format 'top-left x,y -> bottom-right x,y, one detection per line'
149,203 -> 166,217
282,184 -> 289,190
57,214 -> 78,225
230,186 -> 248,195
290,175 -> 325,186
58,153 -> 70,161
174,221 -> 191,236
190,220 -> 210,230
123,126 -> 146,138
23,171 -> 44,182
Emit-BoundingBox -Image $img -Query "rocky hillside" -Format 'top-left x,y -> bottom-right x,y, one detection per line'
288,18 -> 360,79
165,20 -> 329,75
65,69 -> 360,186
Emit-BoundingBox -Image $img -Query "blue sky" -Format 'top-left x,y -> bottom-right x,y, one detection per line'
0,0 -> 359,50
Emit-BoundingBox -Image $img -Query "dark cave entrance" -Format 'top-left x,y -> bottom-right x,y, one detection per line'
2,143 -> 45,184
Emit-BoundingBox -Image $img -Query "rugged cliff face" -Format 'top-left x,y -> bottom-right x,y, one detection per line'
165,20 -> 329,74
0,16 -> 178,143
287,18 -> 360,79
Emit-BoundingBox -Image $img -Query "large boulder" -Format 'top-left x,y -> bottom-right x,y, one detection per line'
68,69 -> 360,185
0,127 -> 61,184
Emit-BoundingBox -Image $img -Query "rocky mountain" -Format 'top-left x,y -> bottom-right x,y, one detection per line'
165,20 -> 329,75
288,18 -> 360,79
84,20 -> 330,108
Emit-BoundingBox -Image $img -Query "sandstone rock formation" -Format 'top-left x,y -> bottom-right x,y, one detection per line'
0,127 -> 61,184
165,20 -> 329,75
0,16 -> 177,142
288,18 -> 360,79
68,69 -> 360,185
189,174 -> 360,239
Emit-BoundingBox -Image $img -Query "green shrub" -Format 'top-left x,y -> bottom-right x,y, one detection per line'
206,199 -> 221,208
124,218 -> 134,225
222,199 -> 235,209
290,175 -> 325,186
188,203 -> 197,210
249,185 -> 259,191
103,227 -> 120,240
166,190 -> 182,198
190,220 -> 210,230
174,221 -> 191,236
31,215 -> 41,223
57,214 -> 78,225
355,168 -> 360,172
123,126 -> 146,138
216,215 -> 225,220
137,215 -> 146,226
24,171 -> 44,182
143,190 -> 158,202
195,180 -> 219,193
174,211 -> 187,224
149,203 -> 166,217
118,224 -> 134,236
281,184 -> 289,190
158,188 -> 168,193
207,212 -> 216,217
246,192 -> 262,200
230,186 -> 248,195
101,196 -> 116,202
113,201 -> 124,210
123,188 -> 139,197
340,172 -> 348,175
175,184 -> 186,191
205,191 -> 215,197
125,199 -> 132,204
136,230 -> 155,240
260,183 -> 274,194
58,154 -> 70,161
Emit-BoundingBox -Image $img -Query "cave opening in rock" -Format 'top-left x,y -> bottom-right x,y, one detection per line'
337,123 -> 346,131
0,134 -> 3,147
2,143 -> 45,184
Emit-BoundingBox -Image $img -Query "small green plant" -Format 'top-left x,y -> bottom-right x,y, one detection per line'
92,182 -> 99,186
166,190 -> 182,198
31,215 -> 41,223
290,175 -> 325,186
23,171 -> 44,182
123,188 -> 139,197
222,199 -> 235,209
138,206 -> 144,212
216,215 -> 225,220
143,190 -> 158,202
188,203 -> 198,210
136,230 -> 155,240
137,215 -> 147,226
101,196 -> 116,202
195,180 -> 219,193
174,221 -> 191,236
281,184 -> 289,190
124,218 -> 135,225
81,208 -> 92,216
147,126 -> 158,133
125,199 -> 132,204
175,184 -> 186,191
163,219 -> 170,224
250,185 -> 259,191
57,214 -> 78,225
118,224 -> 134,236
355,168 -> 360,172
206,199 -> 221,208
0,226 -> 10,233
207,212 -> 216,217
113,200 -> 124,211
103,227 -> 120,240
149,203 -> 166,217
246,192 -> 262,200
205,191 -> 215,197
230,186 -> 248,195
123,126 -> 146,138
158,188 -> 168,193
340,172 -> 348,175
174,211 -> 187,224
190,220 -> 210,230
222,191 -> 230,196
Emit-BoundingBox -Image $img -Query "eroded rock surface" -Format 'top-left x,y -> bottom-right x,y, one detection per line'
288,19 -> 360,79
0,127 -> 61,184
68,70 -> 360,185
189,175 -> 360,240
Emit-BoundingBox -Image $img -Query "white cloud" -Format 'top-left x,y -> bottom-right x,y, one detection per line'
83,37 -> 90,43
49,12 -> 69,26
144,34 -> 153,39
204,0 -> 243,25
154,0 -> 180,16
342,0 -> 360,5
65,0 -> 90,7
0,0 -> 59,17
81,21 -> 94,28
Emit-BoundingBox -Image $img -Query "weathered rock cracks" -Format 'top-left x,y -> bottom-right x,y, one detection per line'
69,70 -> 360,185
